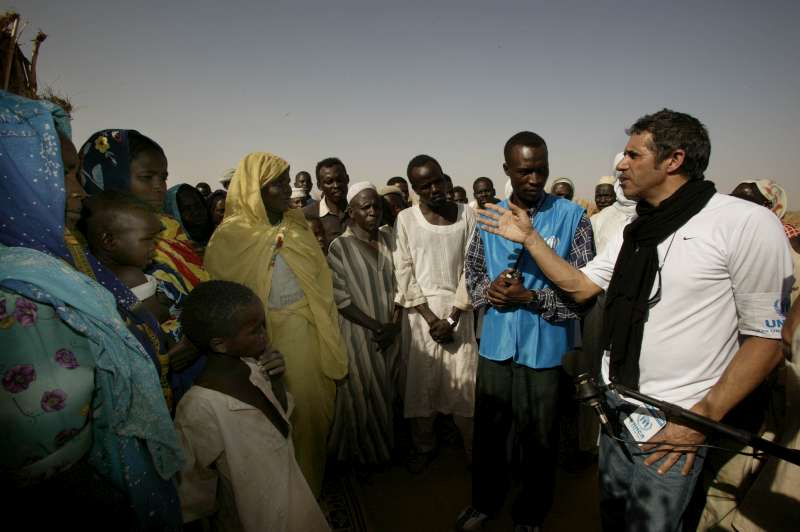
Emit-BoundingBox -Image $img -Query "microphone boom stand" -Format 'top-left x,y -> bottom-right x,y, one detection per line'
611,383 -> 800,467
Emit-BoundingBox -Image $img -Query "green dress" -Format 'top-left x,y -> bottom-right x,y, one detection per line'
0,289 -> 96,481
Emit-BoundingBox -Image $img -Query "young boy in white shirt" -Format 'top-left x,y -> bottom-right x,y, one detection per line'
176,280 -> 329,532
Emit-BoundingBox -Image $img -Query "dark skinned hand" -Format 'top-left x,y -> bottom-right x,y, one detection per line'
374,322 -> 400,352
486,269 -> 532,309
167,337 -> 199,373
258,348 -> 286,378
429,319 -> 454,344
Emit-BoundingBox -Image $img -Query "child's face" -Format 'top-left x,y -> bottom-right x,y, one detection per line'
111,210 -> 162,268
221,301 -> 268,359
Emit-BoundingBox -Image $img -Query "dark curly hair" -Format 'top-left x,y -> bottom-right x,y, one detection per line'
626,109 -> 710,181
180,281 -> 261,350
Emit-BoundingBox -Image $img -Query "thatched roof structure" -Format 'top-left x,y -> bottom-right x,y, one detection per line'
1,11 -> 73,117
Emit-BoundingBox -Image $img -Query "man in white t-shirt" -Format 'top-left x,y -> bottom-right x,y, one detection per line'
477,109 -> 792,531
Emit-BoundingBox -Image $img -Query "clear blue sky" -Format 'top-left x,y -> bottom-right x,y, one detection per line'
18,0 -> 800,206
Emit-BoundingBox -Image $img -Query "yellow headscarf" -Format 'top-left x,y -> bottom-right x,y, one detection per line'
204,152 -> 347,379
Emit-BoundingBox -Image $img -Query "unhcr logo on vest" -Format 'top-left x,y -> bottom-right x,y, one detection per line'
764,298 -> 788,332
543,236 -> 560,249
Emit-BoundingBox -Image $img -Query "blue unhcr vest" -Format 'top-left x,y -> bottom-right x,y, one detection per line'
479,194 -> 585,368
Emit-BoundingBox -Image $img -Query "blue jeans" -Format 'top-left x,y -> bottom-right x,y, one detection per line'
599,391 -> 706,532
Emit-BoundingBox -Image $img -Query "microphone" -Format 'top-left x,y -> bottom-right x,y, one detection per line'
574,372 -> 613,437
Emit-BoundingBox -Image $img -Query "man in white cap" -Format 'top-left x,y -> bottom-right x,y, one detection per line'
393,154 -> 479,474
289,187 -> 308,210
590,153 -> 638,255
328,181 -> 402,468
378,184 -> 407,227
550,177 -> 575,200
219,168 -> 235,190
594,176 -> 617,213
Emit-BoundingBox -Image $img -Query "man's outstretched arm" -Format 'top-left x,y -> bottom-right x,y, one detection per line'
477,202 -> 603,303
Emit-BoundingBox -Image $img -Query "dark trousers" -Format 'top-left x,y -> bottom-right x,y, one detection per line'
471,357 -> 561,526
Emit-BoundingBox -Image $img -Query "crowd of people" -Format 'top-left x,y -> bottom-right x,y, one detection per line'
2,76 -> 800,532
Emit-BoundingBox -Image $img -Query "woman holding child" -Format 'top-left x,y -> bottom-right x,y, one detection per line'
0,92 -> 183,529
80,129 -> 210,342
204,152 -> 348,496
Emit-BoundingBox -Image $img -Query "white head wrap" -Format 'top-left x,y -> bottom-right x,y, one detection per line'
610,152 -> 636,209
220,167 -> 235,184
597,175 -> 616,186
347,181 -> 377,204
550,177 -> 575,193
379,185 -> 403,197
613,152 -> 625,179
504,179 -> 513,199
290,187 -> 306,199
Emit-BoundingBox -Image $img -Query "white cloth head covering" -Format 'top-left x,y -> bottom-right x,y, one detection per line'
347,181 -> 377,204
597,175 -> 616,186
550,177 -> 574,193
610,152 -> 637,209
614,179 -> 637,209
379,185 -> 403,197
290,187 -> 306,199
740,179 -> 788,219
613,152 -> 625,179
504,179 -> 513,199
220,167 -> 235,184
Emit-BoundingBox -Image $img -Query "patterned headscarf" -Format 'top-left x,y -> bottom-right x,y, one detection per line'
38,99 -> 73,139
0,91 -> 69,259
0,96 -> 135,307
79,128 -> 209,340
741,179 -> 789,219
80,129 -> 139,195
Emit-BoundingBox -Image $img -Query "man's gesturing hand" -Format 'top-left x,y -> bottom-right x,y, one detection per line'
477,202 -> 535,244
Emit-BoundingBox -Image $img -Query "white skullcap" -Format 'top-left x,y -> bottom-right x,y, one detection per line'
597,175 -> 616,186
290,187 -> 306,199
550,177 -> 574,191
220,167 -> 235,184
347,181 -> 377,204
379,185 -> 403,197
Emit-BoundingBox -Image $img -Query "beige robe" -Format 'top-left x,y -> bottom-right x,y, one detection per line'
176,359 -> 329,532
393,204 -> 478,418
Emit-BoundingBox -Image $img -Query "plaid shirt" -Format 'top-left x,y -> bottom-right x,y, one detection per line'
465,194 -> 595,322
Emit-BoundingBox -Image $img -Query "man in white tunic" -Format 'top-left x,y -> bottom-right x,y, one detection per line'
393,154 -> 479,473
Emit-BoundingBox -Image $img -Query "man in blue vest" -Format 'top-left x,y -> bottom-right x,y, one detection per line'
457,131 -> 595,532
474,110 -> 791,531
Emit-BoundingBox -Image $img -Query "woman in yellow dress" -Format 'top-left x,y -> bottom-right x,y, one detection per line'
204,152 -> 347,496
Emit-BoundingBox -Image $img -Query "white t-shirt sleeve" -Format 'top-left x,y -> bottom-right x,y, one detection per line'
580,229 -> 623,291
728,207 -> 793,338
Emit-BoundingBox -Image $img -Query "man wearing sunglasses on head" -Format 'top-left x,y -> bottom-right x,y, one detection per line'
477,109 -> 792,532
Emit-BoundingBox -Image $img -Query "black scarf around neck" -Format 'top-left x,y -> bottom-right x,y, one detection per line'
603,179 -> 716,390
